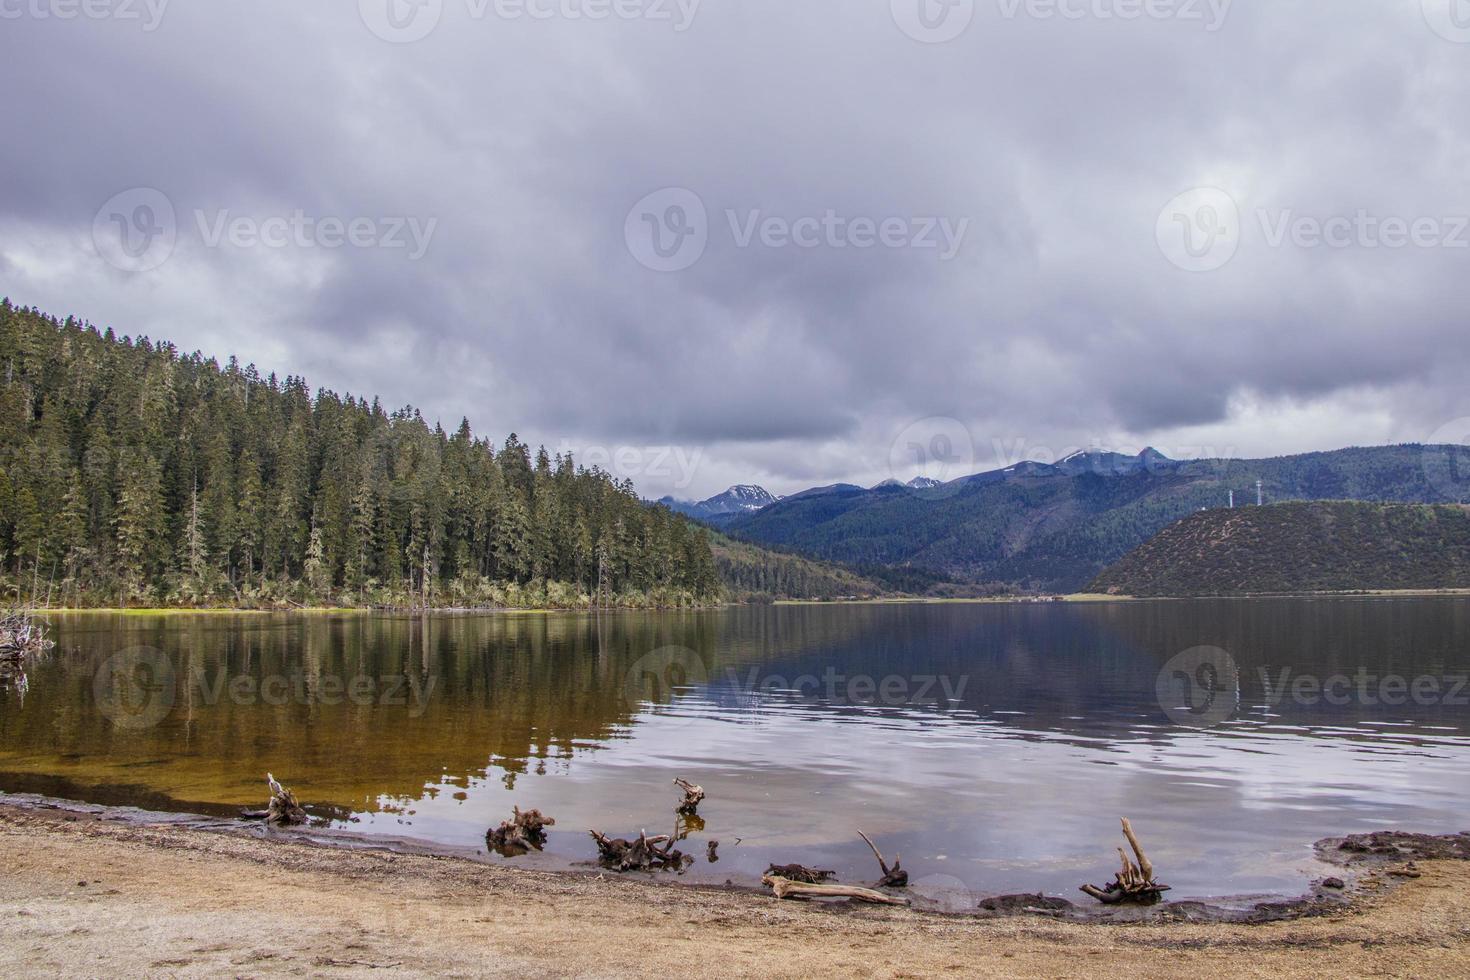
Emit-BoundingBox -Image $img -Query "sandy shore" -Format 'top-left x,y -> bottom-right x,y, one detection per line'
3,805 -> 1468,978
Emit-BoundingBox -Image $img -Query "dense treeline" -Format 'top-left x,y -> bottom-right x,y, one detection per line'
1089,502 -> 1470,596
0,301 -> 720,608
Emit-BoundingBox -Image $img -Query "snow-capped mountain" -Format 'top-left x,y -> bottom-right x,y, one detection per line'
659,485 -> 778,522
873,477 -> 945,491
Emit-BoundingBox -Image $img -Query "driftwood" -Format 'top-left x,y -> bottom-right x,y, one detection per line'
590,828 -> 693,873
487,807 -> 555,855
265,773 -> 307,826
0,611 -> 51,656
762,875 -> 910,906
857,830 -> 908,888
764,863 -> 835,884
673,777 -> 705,815
1079,818 -> 1171,905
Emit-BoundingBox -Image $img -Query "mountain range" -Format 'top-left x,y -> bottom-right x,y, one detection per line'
662,477 -> 939,522
669,445 -> 1470,594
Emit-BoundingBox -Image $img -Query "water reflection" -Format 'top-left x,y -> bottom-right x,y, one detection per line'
1,599 -> 1467,900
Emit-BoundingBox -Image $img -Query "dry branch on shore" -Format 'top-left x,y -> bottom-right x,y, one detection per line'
762,875 -> 910,906
486,807 -> 555,855
1079,818 -> 1171,905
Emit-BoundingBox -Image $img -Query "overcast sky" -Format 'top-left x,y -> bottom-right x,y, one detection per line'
3,0 -> 1468,499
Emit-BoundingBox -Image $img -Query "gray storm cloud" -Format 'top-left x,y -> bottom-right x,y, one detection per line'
1,0 -> 1466,498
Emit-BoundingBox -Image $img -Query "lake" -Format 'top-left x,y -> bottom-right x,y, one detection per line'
2,599 -> 1468,908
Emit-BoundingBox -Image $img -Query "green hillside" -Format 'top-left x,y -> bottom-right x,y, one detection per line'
1088,502 -> 1470,597
0,302 -> 903,608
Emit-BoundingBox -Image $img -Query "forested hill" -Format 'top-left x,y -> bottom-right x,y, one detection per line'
1089,502 -> 1470,597
721,446 -> 1468,593
0,301 -> 724,608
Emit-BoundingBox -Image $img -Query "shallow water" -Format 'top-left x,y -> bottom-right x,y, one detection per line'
2,599 -> 1467,903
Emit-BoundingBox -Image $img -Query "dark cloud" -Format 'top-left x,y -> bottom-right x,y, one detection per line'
2,0 -> 1466,498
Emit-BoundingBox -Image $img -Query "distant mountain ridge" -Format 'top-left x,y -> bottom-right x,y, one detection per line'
716,445 -> 1470,593
660,484 -> 779,522
1089,501 -> 1470,596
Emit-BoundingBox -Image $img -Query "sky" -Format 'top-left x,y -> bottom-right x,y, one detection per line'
3,0 -> 1469,500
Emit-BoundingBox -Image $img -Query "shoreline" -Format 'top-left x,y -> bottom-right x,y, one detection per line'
23,587 -> 1470,617
3,799 -> 1468,977
0,793 -> 1458,922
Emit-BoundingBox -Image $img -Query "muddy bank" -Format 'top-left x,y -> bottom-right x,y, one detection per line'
3,802 -> 1470,978
0,792 -> 1401,924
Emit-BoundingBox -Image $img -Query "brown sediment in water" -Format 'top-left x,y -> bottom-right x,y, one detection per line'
2,800 -> 1468,978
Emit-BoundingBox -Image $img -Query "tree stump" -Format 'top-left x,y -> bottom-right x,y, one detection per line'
1079,818 -> 1171,905
673,778 -> 705,815
265,773 -> 307,826
590,829 -> 693,873
486,807 -> 555,855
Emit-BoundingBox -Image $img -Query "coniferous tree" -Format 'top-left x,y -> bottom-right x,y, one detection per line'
0,301 -> 723,608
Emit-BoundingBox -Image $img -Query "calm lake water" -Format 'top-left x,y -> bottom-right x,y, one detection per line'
2,600 -> 1468,906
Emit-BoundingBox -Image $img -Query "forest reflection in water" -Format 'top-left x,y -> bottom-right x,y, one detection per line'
2,598 -> 1468,899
